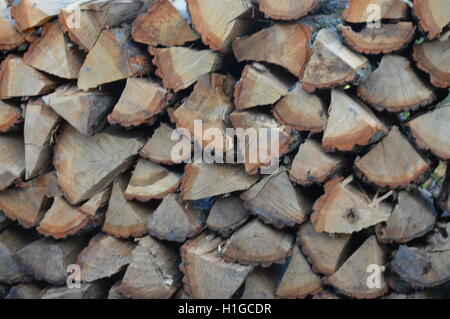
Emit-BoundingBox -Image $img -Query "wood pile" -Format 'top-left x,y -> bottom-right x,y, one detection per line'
0,0 -> 450,300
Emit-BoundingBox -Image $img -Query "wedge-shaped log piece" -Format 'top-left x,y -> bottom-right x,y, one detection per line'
259,0 -> 319,20
103,176 -> 152,239
171,73 -> 234,153
272,82 -> 327,133
343,0 -> 409,23
357,55 -> 435,112
376,191 -> 436,243
298,221 -> 352,275
43,85 -> 115,136
41,281 -> 108,299
180,233 -> 253,298
276,246 -> 322,299
312,177 -> 392,233
234,63 -> 294,110
54,125 -> 145,205
303,29 -> 370,92
241,268 -> 277,299
108,78 -> 171,128
78,25 -> 152,90
133,0 -> 199,46
147,194 -> 205,242
24,101 -> 61,179
206,196 -> 250,237
15,236 -> 86,285
323,90 -> 387,152
0,55 -> 57,99
181,163 -> 259,200
5,283 -> 41,299
77,234 -> 135,283
118,236 -> 181,299
413,0 -> 450,39
354,126 -> 431,188
0,134 -> 24,191
327,236 -> 387,299
338,22 -> 416,55
241,169 -> 312,228
413,38 -> 450,88
222,219 -> 294,267
290,138 -> 346,185
0,7 -> 25,51
233,23 -> 311,77
79,186 -> 111,222
0,101 -> 22,133
149,46 -> 221,92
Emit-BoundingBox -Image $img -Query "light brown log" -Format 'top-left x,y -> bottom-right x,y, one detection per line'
0,134 -> 25,191
5,283 -> 41,299
0,100 -> 22,133
413,38 -> 450,88
241,268 -> 277,299
259,0 -> 319,20
206,196 -> 250,237
79,186 -> 111,222
0,7 -> 25,51
413,0 -> 450,39
343,0 -> 409,23
41,281 -> 108,299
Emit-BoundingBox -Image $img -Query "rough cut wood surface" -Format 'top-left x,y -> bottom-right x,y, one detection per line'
413,38 -> 450,88
259,0 -> 319,20
343,0 -> 409,23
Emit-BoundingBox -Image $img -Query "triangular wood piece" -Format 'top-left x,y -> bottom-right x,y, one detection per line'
298,221 -> 353,275
276,246 -> 322,299
302,28 -> 370,92
4,283 -> 41,299
376,190 -> 436,243
233,23 -> 312,77
354,126 -> 431,188
0,55 -> 57,99
413,0 -> 450,39
234,63 -> 295,110
0,100 -> 22,133
149,46 -> 222,92
241,268 -> 277,299
180,233 -> 253,299
147,193 -> 205,242
327,236 -> 388,299
41,281 -> 108,299
241,169 -> 312,228
343,0 -> 409,23
171,73 -> 234,153
413,38 -> 450,88
0,212 -> 10,233
118,236 -> 181,299
54,125 -> 144,205
43,84 -> 115,136
206,196 -> 250,237
222,218 -> 294,267
79,186 -> 111,222
103,175 -> 152,239
312,177 -> 392,233
0,134 -> 25,191
124,158 -> 181,202
259,0 -> 319,20
181,163 -> 259,200
272,82 -> 327,133
290,138 -> 347,185
77,25 -> 152,90
0,7 -> 25,51
338,22 -> 416,55
357,55 -> 436,112
108,78 -> 171,128
132,0 -> 199,46
323,90 -> 387,152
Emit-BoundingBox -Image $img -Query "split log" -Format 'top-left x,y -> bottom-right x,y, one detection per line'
342,0 -> 409,23
290,138 -> 347,185
132,0 -> 199,46
43,84 -> 115,136
77,234 -> 135,283
275,246 -> 322,299
23,22 -> 85,79
376,190 -> 436,243
147,193 -> 205,242
79,186 -> 111,222
311,177 -> 392,233
298,221 -> 352,275
413,38 -> 450,88
5,283 -> 41,299
302,28 -> 371,92
322,90 -> 387,152
326,236 -> 388,299
0,100 -> 22,133
0,7 -> 25,51
108,78 -> 171,128
149,46 -> 222,92
15,236 -> 86,285
357,55 -> 436,112
180,163 -> 259,200
53,125 -> 145,205
241,168 -> 312,228
41,281 -> 108,299
0,134 -> 25,191
77,25 -> 152,90
338,22 -> 416,55
222,218 -> 294,267
103,175 -> 152,239
232,22 -> 312,77
118,236 -> 181,299
354,126 -> 431,188
124,158 -> 181,202
0,55 -> 57,99
180,233 -> 253,299
241,268 -> 277,299
206,196 -> 250,237
413,0 -> 450,39
258,0 -> 319,20
272,82 -> 327,133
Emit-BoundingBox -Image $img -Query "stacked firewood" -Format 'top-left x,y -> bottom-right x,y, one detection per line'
1,0 -> 450,299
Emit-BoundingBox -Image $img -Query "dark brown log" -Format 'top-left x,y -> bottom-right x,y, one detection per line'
413,0 -> 450,39
343,0 -> 409,23
0,135 -> 24,191
206,196 -> 250,237
413,38 -> 450,88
